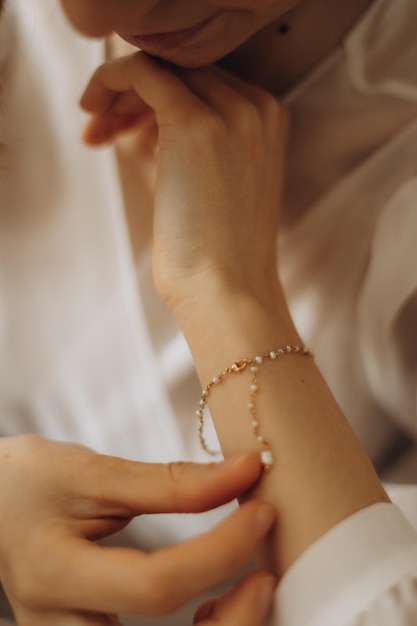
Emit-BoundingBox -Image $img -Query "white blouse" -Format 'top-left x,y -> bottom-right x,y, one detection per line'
1,0 -> 417,624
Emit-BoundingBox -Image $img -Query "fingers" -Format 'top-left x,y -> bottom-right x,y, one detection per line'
178,65 -> 283,126
74,452 -> 264,518
194,572 -> 276,626
82,111 -> 143,145
1,439 -> 268,621
80,53 -> 200,145
80,53 -> 286,147
81,53 -> 205,127
31,500 -> 275,615
17,573 -> 276,626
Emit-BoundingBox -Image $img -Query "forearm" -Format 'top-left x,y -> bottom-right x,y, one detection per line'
80,53 -> 389,578
174,278 -> 389,577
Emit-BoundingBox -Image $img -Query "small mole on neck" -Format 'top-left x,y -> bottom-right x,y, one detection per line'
277,23 -> 291,35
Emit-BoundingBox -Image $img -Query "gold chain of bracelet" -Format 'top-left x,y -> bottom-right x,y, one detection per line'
196,345 -> 313,470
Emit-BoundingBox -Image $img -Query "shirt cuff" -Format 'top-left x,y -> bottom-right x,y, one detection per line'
270,503 -> 417,626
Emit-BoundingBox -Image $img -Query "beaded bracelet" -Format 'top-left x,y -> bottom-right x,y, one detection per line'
196,345 -> 313,470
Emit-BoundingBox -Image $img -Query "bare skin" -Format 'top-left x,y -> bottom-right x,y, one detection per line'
105,0 -> 402,260
61,0 -> 373,91
0,437 -> 276,625
0,0 -> 396,624
79,52 -> 389,578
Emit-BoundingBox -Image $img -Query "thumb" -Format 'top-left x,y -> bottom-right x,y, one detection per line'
77,452 -> 264,516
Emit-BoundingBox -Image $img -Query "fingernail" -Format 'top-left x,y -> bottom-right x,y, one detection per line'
257,575 -> 277,617
254,503 -> 275,535
215,453 -> 257,469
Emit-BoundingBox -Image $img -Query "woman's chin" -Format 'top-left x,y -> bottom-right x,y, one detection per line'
142,48 -> 223,68
139,37 -> 244,68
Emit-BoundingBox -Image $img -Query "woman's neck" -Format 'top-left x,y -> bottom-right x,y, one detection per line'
218,0 -> 374,97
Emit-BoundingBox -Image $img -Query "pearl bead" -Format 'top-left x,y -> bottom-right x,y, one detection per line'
250,384 -> 258,392
250,365 -> 258,373
270,351 -> 277,359
261,450 -> 274,467
255,356 -> 263,364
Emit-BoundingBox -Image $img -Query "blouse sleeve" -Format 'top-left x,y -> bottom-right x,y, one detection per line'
270,503 -> 417,626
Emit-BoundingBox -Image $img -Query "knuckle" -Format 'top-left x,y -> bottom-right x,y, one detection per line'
166,461 -> 190,486
258,89 -> 277,112
260,93 -> 287,127
164,461 -> 196,513
7,434 -> 45,466
233,100 -> 261,130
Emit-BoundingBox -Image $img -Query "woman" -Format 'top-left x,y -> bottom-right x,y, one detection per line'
1,0 -> 417,624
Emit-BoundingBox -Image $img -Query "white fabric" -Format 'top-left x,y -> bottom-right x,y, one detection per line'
281,0 -> 417,475
1,0 -> 417,624
272,504 -> 417,626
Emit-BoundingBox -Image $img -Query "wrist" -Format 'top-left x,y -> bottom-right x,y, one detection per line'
171,269 -> 290,322
170,274 -> 301,384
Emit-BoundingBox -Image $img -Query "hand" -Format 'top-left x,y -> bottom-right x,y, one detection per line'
0,436 -> 274,625
194,571 -> 276,626
80,53 -> 287,317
